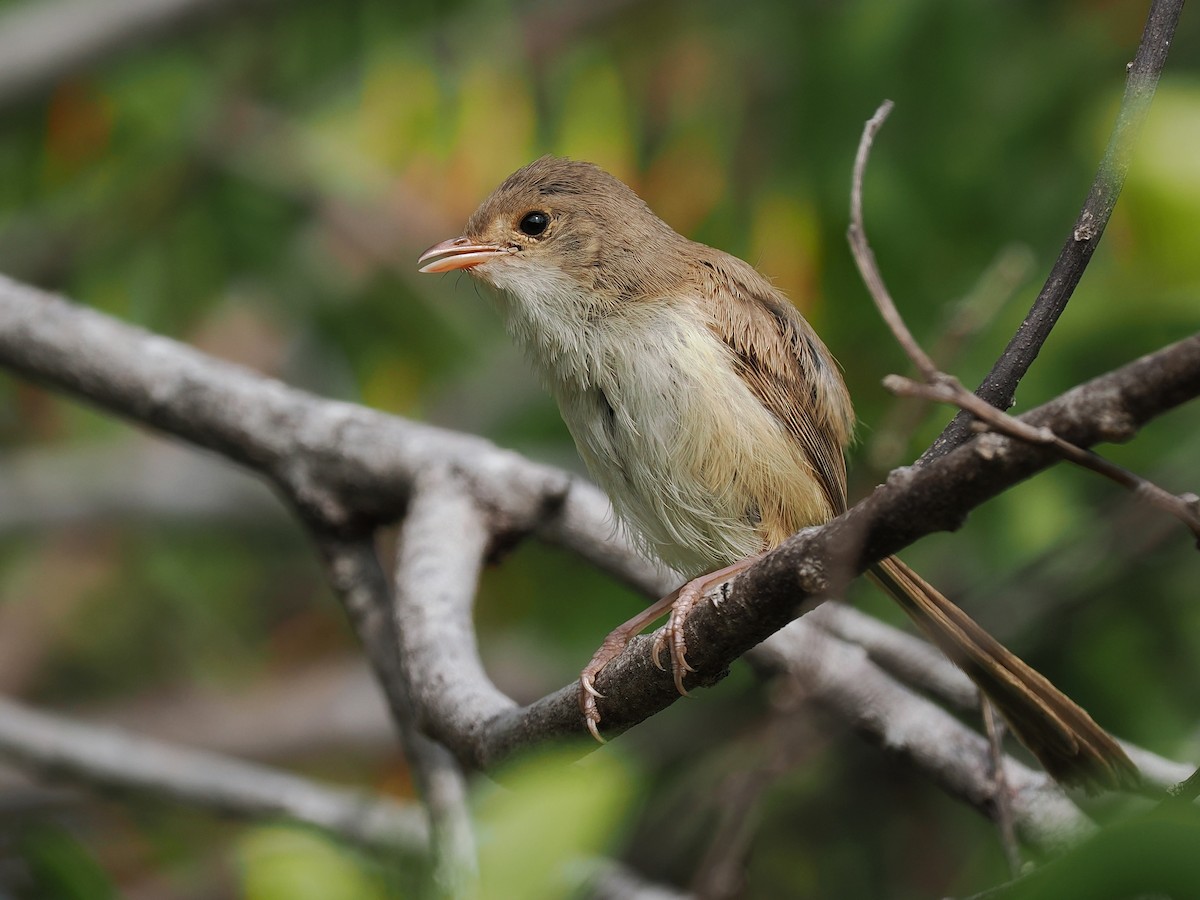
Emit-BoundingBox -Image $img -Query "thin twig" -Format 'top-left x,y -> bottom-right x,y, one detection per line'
983,700 -> 1022,876
886,374 -> 1200,542
868,244 -> 1034,471
925,0 -> 1185,460
848,100 -> 939,382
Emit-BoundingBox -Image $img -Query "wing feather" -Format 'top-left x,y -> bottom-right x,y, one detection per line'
694,247 -> 854,518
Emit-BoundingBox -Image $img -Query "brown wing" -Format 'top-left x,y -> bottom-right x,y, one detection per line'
694,246 -> 855,516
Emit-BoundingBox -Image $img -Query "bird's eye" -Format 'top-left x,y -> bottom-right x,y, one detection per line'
518,211 -> 550,237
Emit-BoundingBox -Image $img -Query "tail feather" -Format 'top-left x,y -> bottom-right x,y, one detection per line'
869,556 -> 1139,792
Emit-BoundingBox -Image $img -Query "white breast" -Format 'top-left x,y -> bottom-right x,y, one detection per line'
484,262 -> 823,577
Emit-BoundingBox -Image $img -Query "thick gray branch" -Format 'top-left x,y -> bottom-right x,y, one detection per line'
808,603 -> 979,710
394,472 -> 514,748
0,273 -> 571,532
809,604 -> 1189,790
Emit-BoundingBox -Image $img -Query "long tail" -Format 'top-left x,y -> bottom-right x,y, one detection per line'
868,556 -> 1140,792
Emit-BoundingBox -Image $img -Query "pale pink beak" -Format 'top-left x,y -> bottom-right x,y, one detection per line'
417,236 -> 513,274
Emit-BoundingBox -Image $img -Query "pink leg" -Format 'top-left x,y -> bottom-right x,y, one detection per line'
581,555 -> 761,742
650,556 -> 761,695
580,585 -> 683,742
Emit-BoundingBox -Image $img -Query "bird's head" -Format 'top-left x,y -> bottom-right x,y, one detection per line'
418,156 -> 688,312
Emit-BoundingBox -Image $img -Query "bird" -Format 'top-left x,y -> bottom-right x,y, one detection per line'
418,155 -> 1139,791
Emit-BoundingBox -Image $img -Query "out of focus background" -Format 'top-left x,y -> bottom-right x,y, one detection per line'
0,0 -> 1197,897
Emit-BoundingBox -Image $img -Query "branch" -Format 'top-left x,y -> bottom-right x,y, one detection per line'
0,0 -> 281,109
808,603 -> 979,710
867,243 -> 1035,471
0,273 -> 571,533
887,372 -> 1200,541
318,534 -> 477,894
750,622 -> 1092,853
0,696 -> 427,853
924,0 -> 1184,459
392,470 -> 515,749
0,274 -> 1196,775
812,603 -> 1190,792
0,439 -> 282,534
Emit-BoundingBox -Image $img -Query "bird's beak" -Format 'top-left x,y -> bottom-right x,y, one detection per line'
417,236 -> 512,274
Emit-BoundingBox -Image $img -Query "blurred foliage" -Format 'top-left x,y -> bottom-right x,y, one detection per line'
236,826 -> 391,900
474,745 -> 637,900
0,0 -> 1197,897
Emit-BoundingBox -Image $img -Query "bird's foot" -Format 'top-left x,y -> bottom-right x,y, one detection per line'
579,555 -> 760,741
578,588 -> 682,742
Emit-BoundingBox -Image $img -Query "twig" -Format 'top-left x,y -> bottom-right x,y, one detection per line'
0,697 -> 427,854
983,700 -> 1022,876
888,374 -> 1200,542
868,244 -> 1034,470
848,100 -> 937,380
848,103 -> 1200,543
925,0 -> 1185,460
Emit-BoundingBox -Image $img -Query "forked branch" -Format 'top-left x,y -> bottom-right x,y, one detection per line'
848,101 -> 1200,544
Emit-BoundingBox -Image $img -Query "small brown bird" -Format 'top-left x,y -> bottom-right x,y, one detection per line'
419,156 -> 1138,791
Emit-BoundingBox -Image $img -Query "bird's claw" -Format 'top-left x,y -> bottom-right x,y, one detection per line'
663,585 -> 702,696
580,674 -> 604,700
579,640 -> 626,744
582,688 -> 606,744
651,631 -> 668,671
